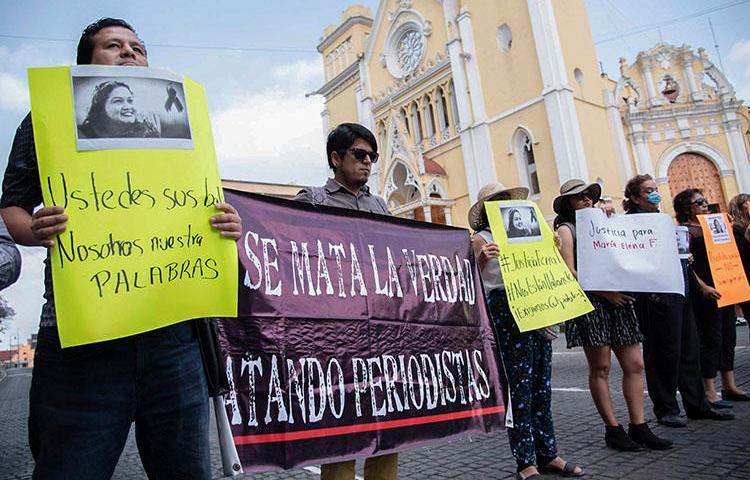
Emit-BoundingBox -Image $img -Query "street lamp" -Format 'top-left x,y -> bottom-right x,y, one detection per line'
12,333 -> 18,368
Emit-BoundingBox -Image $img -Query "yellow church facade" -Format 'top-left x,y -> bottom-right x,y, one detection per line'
312,0 -> 750,228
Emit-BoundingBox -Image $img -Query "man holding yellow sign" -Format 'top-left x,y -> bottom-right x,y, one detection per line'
1,18 -> 239,478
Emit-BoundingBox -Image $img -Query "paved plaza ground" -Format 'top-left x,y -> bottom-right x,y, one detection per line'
1,326 -> 749,479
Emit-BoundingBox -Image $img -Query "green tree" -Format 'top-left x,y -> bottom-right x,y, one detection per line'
0,296 -> 15,335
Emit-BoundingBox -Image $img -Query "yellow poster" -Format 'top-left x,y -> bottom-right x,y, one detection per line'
485,200 -> 593,332
28,65 -> 238,347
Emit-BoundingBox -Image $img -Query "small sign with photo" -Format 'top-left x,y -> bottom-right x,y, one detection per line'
675,225 -> 690,259
71,65 -> 193,151
704,214 -> 730,245
499,202 -> 542,243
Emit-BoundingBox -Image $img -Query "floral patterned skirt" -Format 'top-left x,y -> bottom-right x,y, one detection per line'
565,294 -> 643,349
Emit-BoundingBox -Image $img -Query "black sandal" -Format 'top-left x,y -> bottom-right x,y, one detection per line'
539,461 -> 585,477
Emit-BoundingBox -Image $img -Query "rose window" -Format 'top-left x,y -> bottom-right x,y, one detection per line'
396,30 -> 425,75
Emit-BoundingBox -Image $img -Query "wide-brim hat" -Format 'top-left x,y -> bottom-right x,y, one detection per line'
468,182 -> 529,231
552,179 -> 602,214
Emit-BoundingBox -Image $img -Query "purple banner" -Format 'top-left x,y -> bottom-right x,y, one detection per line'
219,190 -> 505,472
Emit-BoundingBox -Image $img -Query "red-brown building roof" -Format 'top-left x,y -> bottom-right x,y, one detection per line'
424,157 -> 447,176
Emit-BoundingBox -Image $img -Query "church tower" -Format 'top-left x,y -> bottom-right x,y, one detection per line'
314,1 -> 628,227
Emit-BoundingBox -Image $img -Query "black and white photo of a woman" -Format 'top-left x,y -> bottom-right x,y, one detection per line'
71,66 -> 194,151
501,203 -> 542,242
78,80 -> 161,139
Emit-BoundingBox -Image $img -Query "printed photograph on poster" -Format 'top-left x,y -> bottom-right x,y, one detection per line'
705,214 -> 730,245
71,65 -> 193,151
499,203 -> 542,243
675,225 -> 690,259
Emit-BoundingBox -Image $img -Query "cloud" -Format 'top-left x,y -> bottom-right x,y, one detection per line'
0,44 -> 69,114
729,39 -> 750,100
211,59 -> 332,186
0,72 -> 29,113
271,58 -> 324,85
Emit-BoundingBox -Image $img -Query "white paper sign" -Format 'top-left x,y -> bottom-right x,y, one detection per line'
575,209 -> 685,295
675,226 -> 690,259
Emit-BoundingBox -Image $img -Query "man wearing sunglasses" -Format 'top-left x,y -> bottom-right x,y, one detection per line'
295,123 -> 395,479
295,123 -> 389,215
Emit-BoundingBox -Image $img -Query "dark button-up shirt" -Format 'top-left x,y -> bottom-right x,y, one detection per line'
0,216 -> 21,291
2,114 -> 56,326
294,178 -> 390,215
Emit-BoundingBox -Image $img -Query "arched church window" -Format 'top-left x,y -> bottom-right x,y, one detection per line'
400,108 -> 410,136
423,95 -> 435,138
438,87 -> 449,130
411,103 -> 423,143
429,192 -> 446,225
515,130 -> 540,195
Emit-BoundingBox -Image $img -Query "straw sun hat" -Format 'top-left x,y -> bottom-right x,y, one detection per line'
552,179 -> 602,214
468,182 -> 529,231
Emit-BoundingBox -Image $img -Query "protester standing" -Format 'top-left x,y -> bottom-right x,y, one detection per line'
674,189 -> 749,405
470,182 -> 584,479
295,123 -> 395,480
728,193 -> 750,348
1,18 -> 243,478
623,175 -> 731,428
554,179 -> 672,451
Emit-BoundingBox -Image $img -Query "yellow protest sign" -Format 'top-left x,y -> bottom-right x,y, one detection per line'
485,200 -> 593,331
28,65 -> 238,347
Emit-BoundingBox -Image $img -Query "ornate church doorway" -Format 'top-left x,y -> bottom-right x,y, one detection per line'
667,152 -> 726,211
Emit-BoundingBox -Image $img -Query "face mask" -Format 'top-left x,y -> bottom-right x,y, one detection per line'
647,191 -> 661,205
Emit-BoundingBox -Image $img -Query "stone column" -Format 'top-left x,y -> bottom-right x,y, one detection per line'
444,206 -> 453,226
527,0 -> 589,182
724,118 -> 750,192
682,57 -> 702,102
641,61 -> 659,107
604,89 -> 633,184
629,130 -> 654,176
422,205 -> 432,223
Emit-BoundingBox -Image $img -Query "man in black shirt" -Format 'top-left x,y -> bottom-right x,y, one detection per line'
1,18 -> 241,479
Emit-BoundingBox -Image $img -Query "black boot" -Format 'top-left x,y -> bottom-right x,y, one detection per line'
604,425 -> 642,451
628,422 -> 673,450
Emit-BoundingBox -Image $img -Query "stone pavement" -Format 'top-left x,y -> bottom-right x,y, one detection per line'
1,326 -> 748,479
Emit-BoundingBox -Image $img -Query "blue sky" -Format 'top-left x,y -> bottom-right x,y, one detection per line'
1,0 -> 749,346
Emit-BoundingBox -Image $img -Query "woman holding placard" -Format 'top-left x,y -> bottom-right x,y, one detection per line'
624,177 -> 732,428
728,194 -> 750,345
674,189 -> 749,405
470,182 -> 584,480
553,178 -> 672,451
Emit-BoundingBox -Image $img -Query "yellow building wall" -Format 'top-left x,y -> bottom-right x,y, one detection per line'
463,0 -> 544,116
324,78 -> 360,132
575,99 -> 624,198
425,139 -> 471,227
488,102 -> 561,218
554,0 -> 606,105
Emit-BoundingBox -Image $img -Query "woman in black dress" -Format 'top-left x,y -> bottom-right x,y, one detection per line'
673,189 -> 748,406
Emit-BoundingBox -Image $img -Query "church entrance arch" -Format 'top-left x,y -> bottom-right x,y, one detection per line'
667,152 -> 726,211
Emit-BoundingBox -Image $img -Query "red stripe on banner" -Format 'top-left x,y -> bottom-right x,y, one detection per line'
233,405 -> 505,445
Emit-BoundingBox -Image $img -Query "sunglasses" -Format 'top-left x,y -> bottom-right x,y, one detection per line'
571,192 -> 593,201
690,198 -> 709,206
347,148 -> 379,164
